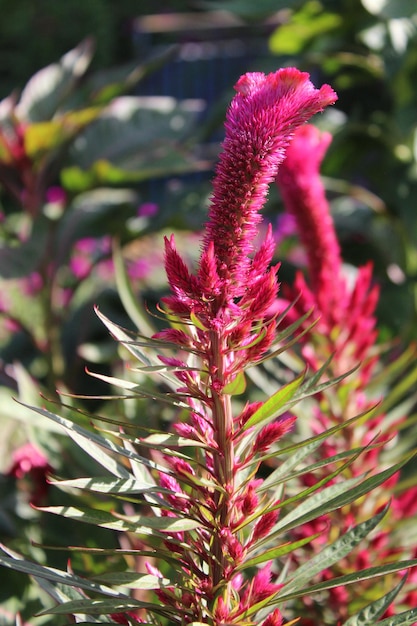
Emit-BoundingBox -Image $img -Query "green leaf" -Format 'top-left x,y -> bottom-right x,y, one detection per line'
38,505 -> 202,534
112,238 -> 155,336
281,504 -> 390,595
266,453 -> 414,543
16,38 -> 94,122
62,95 -> 205,191
92,572 -> 171,590
38,597 -> 172,617
259,438 -> 324,492
0,549 -> 124,598
242,373 -> 304,431
24,108 -> 100,158
223,371 -> 247,395
343,575 -> 407,625
273,559 -> 417,604
16,402 -> 165,477
372,608 -> 417,625
240,534 -> 319,569
0,219 -> 48,279
48,476 -> 160,495
269,2 -> 342,55
139,432 -> 208,449
95,308 -> 179,392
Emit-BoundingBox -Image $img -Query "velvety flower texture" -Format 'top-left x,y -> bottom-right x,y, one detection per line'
204,69 -> 337,301
276,124 -> 379,379
161,70 -> 337,332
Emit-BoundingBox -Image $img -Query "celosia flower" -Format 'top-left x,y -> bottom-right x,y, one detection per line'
149,68 -> 337,625
157,70 -> 337,376
7,442 -> 52,505
276,124 -> 343,326
203,69 -> 337,303
276,124 -> 379,380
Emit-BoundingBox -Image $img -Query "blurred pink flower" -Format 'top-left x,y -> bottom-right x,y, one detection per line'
7,442 -> 52,505
137,202 -> 158,217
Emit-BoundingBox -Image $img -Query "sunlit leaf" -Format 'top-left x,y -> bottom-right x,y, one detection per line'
273,560 -> 417,605
92,571 -> 171,590
223,371 -> 247,395
242,373 -> 304,431
240,534 -> 319,569
269,2 -> 342,54
343,575 -> 407,624
48,476 -> 160,495
266,453 -> 414,542
16,38 -> 94,122
281,503 -> 389,595
0,549 -> 124,598
38,505 -> 202,534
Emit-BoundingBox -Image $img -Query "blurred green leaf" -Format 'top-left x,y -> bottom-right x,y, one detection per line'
269,1 -> 342,54
0,220 -> 48,278
16,38 -> 94,122
62,96 -> 206,192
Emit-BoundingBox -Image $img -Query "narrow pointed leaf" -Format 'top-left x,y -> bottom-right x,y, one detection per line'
0,553 -> 124,598
48,476 -> 161,495
240,534 -> 319,569
343,575 -> 407,625
242,373 -> 304,431
139,432 -> 208,448
113,238 -> 155,336
259,438 -> 324,492
92,572 -> 171,590
266,453 -> 415,542
16,402 -> 166,476
39,505 -> 202,534
95,306 -> 152,366
281,504 -> 389,594
38,597 -> 176,617
372,609 -> 417,625
273,559 -> 417,604
223,370 -> 247,395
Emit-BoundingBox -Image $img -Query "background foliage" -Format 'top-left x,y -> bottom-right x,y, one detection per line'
1,0 -> 417,623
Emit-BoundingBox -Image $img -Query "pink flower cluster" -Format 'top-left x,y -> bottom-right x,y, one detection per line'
276,123 -> 417,620
7,442 -> 52,505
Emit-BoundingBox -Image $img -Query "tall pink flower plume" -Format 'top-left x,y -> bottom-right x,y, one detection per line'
203,69 -> 337,302
276,124 -> 344,325
158,69 -> 337,366
275,124 -> 379,379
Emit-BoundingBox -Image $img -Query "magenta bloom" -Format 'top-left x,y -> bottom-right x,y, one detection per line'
7,442 -> 52,505
276,124 -> 379,377
204,69 -> 337,301
161,70 -> 337,333
276,124 -> 343,325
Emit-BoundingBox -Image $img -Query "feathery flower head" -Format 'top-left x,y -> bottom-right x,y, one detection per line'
276,123 -> 343,324
203,69 -> 337,301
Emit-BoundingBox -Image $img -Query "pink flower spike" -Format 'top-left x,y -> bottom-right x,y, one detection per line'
254,415 -> 297,453
252,509 -> 280,542
204,69 -> 337,300
163,235 -> 199,300
276,124 -> 343,324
